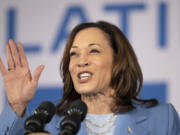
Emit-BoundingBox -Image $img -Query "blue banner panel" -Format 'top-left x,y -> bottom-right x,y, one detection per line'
28,82 -> 167,113
28,86 -> 62,113
140,82 -> 167,103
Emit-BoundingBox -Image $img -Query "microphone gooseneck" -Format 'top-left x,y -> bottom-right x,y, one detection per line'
24,101 -> 56,135
59,99 -> 87,135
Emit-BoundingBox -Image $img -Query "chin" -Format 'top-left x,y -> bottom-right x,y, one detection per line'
75,87 -> 97,95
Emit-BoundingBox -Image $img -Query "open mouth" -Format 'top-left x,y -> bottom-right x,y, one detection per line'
77,71 -> 93,82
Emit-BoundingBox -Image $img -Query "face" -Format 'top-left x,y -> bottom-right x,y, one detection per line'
69,27 -> 114,95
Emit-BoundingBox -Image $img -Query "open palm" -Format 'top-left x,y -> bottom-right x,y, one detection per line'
0,40 -> 44,116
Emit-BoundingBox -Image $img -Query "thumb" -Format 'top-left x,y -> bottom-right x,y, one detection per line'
32,65 -> 45,82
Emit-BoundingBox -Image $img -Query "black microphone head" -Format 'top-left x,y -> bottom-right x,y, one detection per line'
66,99 -> 87,121
24,101 -> 56,134
34,101 -> 56,123
60,100 -> 87,135
24,114 -> 44,134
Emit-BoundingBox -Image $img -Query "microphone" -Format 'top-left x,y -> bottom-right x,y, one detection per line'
59,99 -> 87,135
24,101 -> 56,135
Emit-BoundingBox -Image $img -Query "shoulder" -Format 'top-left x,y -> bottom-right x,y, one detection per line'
133,103 -> 179,120
144,103 -> 174,117
131,103 -> 180,134
137,103 -> 179,119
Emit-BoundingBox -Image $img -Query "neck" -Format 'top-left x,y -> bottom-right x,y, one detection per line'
81,88 -> 115,114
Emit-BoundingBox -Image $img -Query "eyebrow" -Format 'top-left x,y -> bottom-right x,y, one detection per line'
88,43 -> 101,47
71,45 -> 78,48
71,43 -> 101,49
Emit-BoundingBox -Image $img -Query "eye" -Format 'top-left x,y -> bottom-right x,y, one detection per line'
90,49 -> 100,53
70,51 -> 77,57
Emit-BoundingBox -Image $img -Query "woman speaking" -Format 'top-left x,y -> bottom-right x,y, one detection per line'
0,21 -> 179,135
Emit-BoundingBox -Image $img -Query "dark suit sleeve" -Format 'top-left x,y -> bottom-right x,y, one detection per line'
168,104 -> 180,135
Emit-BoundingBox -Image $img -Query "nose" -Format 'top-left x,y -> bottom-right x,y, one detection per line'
77,53 -> 89,67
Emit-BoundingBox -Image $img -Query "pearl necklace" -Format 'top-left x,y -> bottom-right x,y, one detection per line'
85,114 -> 117,135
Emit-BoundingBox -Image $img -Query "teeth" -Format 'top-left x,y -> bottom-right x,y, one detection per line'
80,73 -> 91,78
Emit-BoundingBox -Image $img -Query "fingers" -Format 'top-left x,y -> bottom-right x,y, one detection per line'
32,65 -> 45,82
6,44 -> 15,70
18,42 -> 29,67
0,57 -> 7,75
9,40 -> 21,68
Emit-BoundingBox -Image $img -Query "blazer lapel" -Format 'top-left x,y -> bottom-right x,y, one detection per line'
114,108 -> 150,135
78,109 -> 150,135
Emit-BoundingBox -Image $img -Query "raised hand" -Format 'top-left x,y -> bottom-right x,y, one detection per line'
0,40 -> 44,117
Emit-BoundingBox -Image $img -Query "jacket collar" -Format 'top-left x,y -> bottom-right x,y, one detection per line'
55,106 -> 150,135
114,107 -> 150,135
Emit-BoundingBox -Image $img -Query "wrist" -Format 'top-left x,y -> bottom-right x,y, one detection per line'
9,102 -> 27,117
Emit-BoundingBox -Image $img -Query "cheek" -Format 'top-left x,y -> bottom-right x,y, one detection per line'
98,57 -> 113,71
69,60 -> 75,72
68,62 -> 75,78
97,61 -> 113,80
